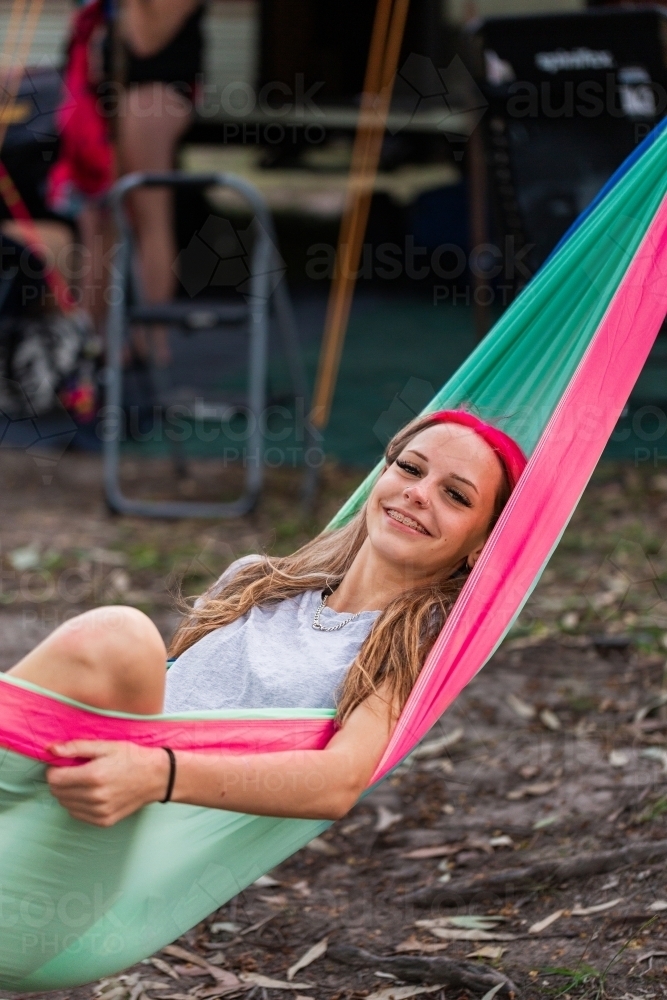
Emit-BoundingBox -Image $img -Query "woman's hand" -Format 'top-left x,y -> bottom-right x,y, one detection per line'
47,741 -> 171,827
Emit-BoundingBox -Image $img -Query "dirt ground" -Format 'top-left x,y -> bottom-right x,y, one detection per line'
2,451 -> 667,1000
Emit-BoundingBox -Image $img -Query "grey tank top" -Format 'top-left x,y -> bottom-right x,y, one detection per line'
164,556 -> 380,713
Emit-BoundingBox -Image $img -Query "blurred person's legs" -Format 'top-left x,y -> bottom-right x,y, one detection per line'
77,202 -> 116,336
116,82 -> 193,367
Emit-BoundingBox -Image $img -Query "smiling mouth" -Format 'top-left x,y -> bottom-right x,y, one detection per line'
384,507 -> 430,535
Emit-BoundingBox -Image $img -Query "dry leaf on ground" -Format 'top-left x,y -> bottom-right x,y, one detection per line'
148,959 -> 180,980
506,780 -> 560,800
239,973 -> 314,990
401,844 -> 461,859
375,805 -> 403,832
394,937 -> 449,954
466,945 -> 507,960
571,897 -> 622,916
529,909 -> 564,934
409,727 -> 464,759
286,937 -> 328,981
364,985 -> 443,1000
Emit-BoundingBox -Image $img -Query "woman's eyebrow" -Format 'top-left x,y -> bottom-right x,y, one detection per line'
451,473 -> 479,495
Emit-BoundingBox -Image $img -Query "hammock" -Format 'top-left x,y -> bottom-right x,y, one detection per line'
2,123 -> 667,990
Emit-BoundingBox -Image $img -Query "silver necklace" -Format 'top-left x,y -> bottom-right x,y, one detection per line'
312,591 -> 362,631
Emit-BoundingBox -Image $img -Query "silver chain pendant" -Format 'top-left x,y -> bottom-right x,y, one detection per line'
312,592 -> 362,631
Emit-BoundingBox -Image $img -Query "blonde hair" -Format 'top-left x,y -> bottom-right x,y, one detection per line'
169,412 -> 511,724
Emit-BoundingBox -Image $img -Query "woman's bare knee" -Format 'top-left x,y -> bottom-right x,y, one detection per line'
68,607 -> 166,712
10,606 -> 166,714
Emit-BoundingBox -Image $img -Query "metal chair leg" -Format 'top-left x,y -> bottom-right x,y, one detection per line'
103,171 -> 281,519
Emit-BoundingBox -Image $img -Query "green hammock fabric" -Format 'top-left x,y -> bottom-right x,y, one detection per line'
2,122 -> 667,991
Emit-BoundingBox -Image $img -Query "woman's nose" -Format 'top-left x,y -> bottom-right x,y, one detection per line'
404,483 -> 430,507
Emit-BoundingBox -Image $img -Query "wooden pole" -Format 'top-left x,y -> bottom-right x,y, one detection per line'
310,0 -> 411,431
0,0 -> 44,151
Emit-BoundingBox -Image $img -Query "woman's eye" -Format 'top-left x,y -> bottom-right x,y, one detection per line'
446,487 -> 472,507
396,460 -> 421,476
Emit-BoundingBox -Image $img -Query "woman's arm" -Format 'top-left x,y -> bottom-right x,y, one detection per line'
122,0 -> 203,59
46,688 -> 397,827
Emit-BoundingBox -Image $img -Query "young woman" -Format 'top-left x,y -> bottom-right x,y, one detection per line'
8,411 -> 526,827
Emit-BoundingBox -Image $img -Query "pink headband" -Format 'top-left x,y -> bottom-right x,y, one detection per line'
426,410 -> 527,490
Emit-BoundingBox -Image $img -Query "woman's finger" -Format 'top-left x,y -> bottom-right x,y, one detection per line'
49,740 -> 117,759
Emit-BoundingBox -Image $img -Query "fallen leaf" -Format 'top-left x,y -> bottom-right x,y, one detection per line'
507,693 -> 536,720
489,835 -> 514,848
539,708 -> 561,731
466,945 -> 507,960
409,727 -> 464,759
290,880 -> 311,897
449,915 -> 507,929
635,693 -> 667,723
9,544 -> 40,571
417,916 -> 507,930
641,748 -> 667,772
161,947 -> 239,988
194,988 -> 249,1000
239,915 -> 277,937
479,985 -> 505,1000
571,897 -> 622,916
375,805 -> 403,832
533,814 -> 561,830
209,922 -> 241,935
529,909 -> 564,934
426,929 -> 515,942
149,958 -> 180,980
465,835 -> 495,856
394,937 -> 449,954
239,973 -> 313,990
364,985 -> 443,1000
252,874 -> 281,888
519,764 -> 540,779
287,937 -> 328,981
609,750 -> 630,768
506,780 -> 559,800
305,836 -> 338,856
172,965 -> 208,978
401,844 -> 461,859
648,900 -> 667,912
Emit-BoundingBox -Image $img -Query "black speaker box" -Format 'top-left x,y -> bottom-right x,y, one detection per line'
468,7 -> 667,278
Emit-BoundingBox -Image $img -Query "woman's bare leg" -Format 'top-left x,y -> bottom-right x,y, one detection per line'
7,606 -> 167,715
116,82 -> 193,366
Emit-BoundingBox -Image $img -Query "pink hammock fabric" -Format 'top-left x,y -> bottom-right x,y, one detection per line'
0,677 -> 335,764
373,191 -> 667,784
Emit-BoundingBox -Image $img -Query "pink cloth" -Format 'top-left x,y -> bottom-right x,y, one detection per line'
0,677 -> 335,764
371,191 -> 667,784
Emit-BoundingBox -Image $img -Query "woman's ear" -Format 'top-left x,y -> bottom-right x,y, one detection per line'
466,541 -> 485,571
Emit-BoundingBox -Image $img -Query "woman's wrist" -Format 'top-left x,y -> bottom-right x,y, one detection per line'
144,746 -> 174,804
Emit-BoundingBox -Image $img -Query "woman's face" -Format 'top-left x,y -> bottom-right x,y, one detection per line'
366,422 -> 504,583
